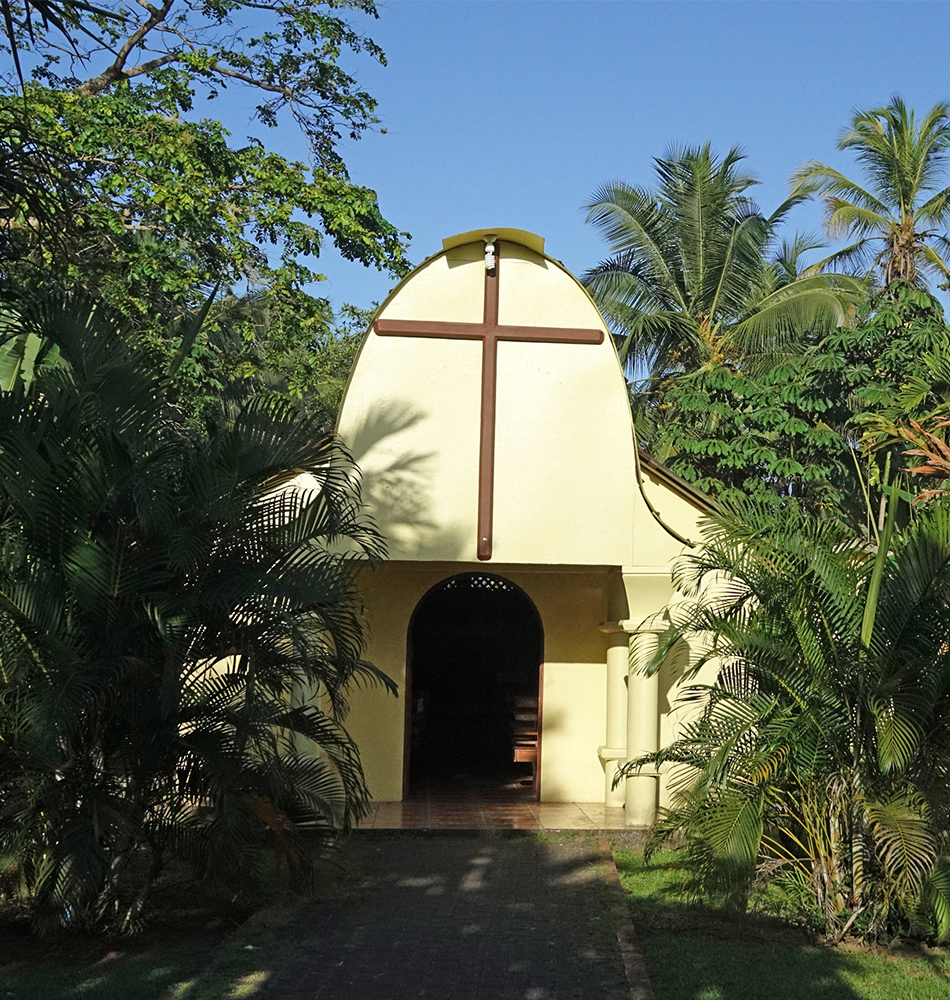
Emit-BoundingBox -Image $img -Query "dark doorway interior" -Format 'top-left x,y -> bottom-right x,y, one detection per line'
407,573 -> 542,797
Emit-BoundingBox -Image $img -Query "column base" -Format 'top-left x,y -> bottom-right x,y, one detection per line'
624,773 -> 659,827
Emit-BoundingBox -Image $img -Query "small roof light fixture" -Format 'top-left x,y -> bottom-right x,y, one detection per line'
483,233 -> 497,275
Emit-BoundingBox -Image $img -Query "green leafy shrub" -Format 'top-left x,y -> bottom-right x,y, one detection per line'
0,292 -> 390,933
625,495 -> 950,943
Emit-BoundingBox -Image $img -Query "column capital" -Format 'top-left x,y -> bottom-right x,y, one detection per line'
599,619 -> 668,635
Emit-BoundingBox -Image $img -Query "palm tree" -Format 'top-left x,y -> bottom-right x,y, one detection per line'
624,494 -> 950,943
583,145 -> 862,382
0,291 -> 391,932
792,96 -> 950,287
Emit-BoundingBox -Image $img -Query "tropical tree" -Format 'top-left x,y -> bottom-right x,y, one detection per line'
6,0 -> 390,169
646,354 -> 854,506
0,291 -> 390,933
582,144 -> 862,382
0,0 -> 109,85
792,96 -> 950,287
624,494 -> 950,943
654,281 -> 950,511
183,293 -> 372,428
0,0 -> 408,379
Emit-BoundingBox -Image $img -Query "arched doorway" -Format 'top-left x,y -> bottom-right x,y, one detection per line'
405,572 -> 543,799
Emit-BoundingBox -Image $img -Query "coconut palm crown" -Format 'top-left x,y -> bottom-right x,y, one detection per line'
792,96 -> 950,288
583,144 -> 862,382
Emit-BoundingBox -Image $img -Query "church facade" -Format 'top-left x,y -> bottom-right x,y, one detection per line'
336,228 -> 711,826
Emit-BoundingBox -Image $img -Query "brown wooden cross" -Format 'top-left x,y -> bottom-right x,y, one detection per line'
374,242 -> 604,560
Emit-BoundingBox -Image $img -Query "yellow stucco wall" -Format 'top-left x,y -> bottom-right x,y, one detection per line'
337,236 -> 641,566
346,562 -> 615,802
345,560 -> 714,807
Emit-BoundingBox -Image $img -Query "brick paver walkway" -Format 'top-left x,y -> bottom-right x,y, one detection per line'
261,833 -> 632,999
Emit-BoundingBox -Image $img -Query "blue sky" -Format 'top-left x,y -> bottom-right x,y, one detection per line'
223,0 -> 950,312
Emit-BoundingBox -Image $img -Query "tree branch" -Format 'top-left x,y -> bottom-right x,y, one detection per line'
209,63 -> 294,100
75,0 -> 176,96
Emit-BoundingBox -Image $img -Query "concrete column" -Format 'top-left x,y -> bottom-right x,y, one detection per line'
624,629 -> 660,827
602,633 -> 629,807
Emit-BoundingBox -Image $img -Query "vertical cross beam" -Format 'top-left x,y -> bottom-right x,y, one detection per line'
478,248 -> 500,560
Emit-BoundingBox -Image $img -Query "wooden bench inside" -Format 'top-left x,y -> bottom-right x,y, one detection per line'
511,695 -> 539,779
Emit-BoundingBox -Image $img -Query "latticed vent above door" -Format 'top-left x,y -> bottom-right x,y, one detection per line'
441,573 -> 514,593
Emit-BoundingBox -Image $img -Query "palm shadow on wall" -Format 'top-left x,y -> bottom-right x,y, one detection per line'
342,400 -> 468,561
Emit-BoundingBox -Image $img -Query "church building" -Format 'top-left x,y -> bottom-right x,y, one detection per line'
336,228 -> 712,826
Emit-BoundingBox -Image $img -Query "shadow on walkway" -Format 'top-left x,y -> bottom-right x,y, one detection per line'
255,832 -> 630,1000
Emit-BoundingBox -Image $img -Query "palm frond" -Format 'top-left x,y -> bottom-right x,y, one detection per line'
0,289 -> 390,932
791,161 -> 889,215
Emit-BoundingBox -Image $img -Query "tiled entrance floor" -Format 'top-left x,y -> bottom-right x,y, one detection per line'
360,798 -> 626,830
359,776 -> 626,830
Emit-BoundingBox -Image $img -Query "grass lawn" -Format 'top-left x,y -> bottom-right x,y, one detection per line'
0,909 -> 233,1000
614,849 -> 950,1000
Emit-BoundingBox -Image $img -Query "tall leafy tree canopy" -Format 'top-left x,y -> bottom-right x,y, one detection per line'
654,283 -> 950,511
0,0 -> 405,422
590,109 -> 950,946
583,144 -> 865,507
0,0 -> 407,333
0,5 -> 402,932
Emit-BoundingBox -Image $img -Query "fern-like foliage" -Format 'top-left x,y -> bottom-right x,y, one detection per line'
622,495 -> 950,942
0,291 -> 389,933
